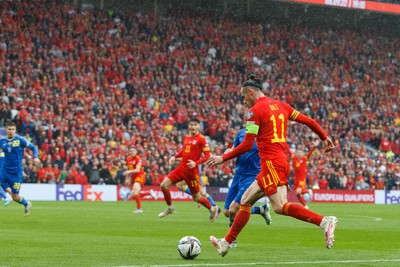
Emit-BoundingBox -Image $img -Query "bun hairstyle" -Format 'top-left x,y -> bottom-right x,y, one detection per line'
242,73 -> 262,90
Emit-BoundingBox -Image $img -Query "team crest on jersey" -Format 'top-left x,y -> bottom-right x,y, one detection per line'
192,140 -> 197,144
245,111 -> 254,120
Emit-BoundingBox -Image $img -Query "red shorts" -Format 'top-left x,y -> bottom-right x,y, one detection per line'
294,177 -> 307,190
168,167 -> 201,194
132,173 -> 146,187
256,157 -> 290,197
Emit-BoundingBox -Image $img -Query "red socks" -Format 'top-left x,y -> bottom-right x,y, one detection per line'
225,204 -> 252,244
282,202 -> 323,225
162,188 -> 172,206
139,192 -> 150,198
198,196 -> 212,209
134,195 -> 141,209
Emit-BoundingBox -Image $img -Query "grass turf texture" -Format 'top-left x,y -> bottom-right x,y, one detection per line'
1,201 -> 399,267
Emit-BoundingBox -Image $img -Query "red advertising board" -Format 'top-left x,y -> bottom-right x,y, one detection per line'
136,187 -> 375,204
311,189 -> 375,203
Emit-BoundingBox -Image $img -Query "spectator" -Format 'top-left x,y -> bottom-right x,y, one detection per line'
355,178 -> 370,190
345,176 -> 355,190
99,164 -> 113,185
74,170 -> 88,185
89,161 -> 101,185
58,163 -> 70,184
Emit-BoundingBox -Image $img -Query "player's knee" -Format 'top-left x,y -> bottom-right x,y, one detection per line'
160,183 -> 169,191
271,203 -> 283,214
274,207 -> 283,214
192,195 -> 201,202
229,209 -> 238,218
223,209 -> 230,218
240,198 -> 252,205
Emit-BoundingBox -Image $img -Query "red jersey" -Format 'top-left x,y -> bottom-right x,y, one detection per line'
249,97 -> 296,160
287,145 -> 316,180
223,97 -> 327,162
175,133 -> 211,170
126,155 -> 144,178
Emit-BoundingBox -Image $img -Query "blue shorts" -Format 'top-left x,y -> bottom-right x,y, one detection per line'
224,173 -> 256,210
0,171 -> 23,194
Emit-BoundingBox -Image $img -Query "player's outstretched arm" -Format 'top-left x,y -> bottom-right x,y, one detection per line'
292,113 -> 334,153
322,137 -> 335,153
206,155 -> 224,167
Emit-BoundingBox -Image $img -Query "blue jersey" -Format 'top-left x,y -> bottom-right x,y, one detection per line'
0,135 -> 38,175
224,129 -> 260,210
234,128 -> 260,176
0,150 -> 4,170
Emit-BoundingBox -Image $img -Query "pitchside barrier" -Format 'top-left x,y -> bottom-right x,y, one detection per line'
3,184 -> 399,204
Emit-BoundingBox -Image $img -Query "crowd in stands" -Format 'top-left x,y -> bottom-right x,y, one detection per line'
0,0 -> 399,191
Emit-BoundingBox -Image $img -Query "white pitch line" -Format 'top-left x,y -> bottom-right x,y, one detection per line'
116,258 -> 400,267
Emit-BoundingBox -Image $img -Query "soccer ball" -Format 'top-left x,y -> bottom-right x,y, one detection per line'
177,236 -> 202,260
303,192 -> 312,203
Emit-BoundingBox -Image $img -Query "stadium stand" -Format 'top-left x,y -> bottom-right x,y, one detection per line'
0,0 -> 398,190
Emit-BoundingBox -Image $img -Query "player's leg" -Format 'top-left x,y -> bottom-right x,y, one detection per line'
199,186 -> 218,208
137,187 -> 157,200
190,182 -> 218,222
131,182 -> 143,213
270,162 -> 339,248
0,185 -> 7,199
224,177 -> 239,221
296,187 -> 307,207
270,185 -> 338,248
226,181 -> 265,240
210,180 -> 264,256
177,180 -> 218,209
222,178 -> 239,247
158,175 -> 176,218
227,201 -> 240,223
295,179 -> 308,207
233,175 -> 272,224
5,174 -> 31,216
270,185 -> 321,221
176,181 -> 202,207
224,200 -> 240,248
0,185 -> 11,206
176,180 -> 191,195
188,168 -> 218,221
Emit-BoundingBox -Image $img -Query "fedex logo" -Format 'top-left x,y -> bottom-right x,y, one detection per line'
56,185 -> 103,201
385,190 -> 400,204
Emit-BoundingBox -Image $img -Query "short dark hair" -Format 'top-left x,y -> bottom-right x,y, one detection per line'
189,117 -> 200,123
5,121 -> 16,128
242,73 -> 262,90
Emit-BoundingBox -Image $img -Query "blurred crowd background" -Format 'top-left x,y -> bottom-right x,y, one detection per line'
0,0 -> 399,190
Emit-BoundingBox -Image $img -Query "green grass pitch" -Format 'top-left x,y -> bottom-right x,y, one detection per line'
1,201 -> 399,267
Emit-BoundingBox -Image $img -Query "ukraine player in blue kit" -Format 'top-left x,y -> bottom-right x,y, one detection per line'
0,149 -> 11,206
223,128 -> 271,247
0,122 -> 40,216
